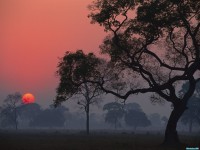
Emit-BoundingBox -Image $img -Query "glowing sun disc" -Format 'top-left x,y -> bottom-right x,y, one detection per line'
22,93 -> 35,104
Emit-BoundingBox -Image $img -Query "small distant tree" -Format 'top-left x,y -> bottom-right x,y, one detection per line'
103,102 -> 124,129
125,109 -> 151,131
55,50 -> 102,135
0,92 -> 22,130
149,113 -> 161,127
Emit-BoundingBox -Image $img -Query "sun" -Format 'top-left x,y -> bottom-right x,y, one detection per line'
22,93 -> 35,104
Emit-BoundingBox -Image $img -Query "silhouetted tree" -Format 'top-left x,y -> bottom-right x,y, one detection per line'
125,109 -> 151,131
149,113 -> 161,127
161,116 -> 168,127
0,107 -> 17,128
30,105 -> 68,128
0,92 -> 22,130
179,81 -> 200,132
124,102 -> 142,112
55,50 -> 102,135
88,0 -> 200,145
180,96 -> 200,133
103,102 -> 124,129
18,103 -> 42,127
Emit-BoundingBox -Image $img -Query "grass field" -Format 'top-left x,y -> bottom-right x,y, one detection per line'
0,130 -> 199,150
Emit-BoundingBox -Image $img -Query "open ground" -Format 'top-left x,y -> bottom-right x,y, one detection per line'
0,130 -> 199,150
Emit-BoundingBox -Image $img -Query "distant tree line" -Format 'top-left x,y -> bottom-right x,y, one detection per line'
0,94 -> 68,129
0,92 -> 199,133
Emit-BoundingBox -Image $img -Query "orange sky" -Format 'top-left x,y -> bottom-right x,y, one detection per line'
0,0 -> 106,106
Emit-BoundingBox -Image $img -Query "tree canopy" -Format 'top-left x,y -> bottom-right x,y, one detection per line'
88,0 -> 200,145
103,102 -> 124,129
180,81 -> 200,132
30,105 -> 68,128
55,50 -> 104,134
54,0 -> 200,145
88,0 -> 200,102
55,50 -> 102,106
125,109 -> 151,130
0,92 -> 22,129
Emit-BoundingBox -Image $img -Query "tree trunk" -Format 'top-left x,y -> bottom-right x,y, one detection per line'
14,108 -> 18,130
86,104 -> 90,135
163,104 -> 186,146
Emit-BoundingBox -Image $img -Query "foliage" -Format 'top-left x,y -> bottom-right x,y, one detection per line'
88,0 -> 200,144
181,94 -> 200,132
179,81 -> 200,132
88,0 -> 200,103
103,102 -> 124,129
55,50 -> 104,134
124,102 -> 150,130
125,109 -> 151,130
30,105 -> 68,128
149,113 -> 162,127
0,107 -> 17,128
0,92 -> 22,129
55,50 -> 102,106
124,102 -> 142,112
18,103 -> 42,121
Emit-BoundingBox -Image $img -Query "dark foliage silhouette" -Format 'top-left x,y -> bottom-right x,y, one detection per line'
180,81 -> 200,132
18,103 -> 42,125
0,92 -> 22,130
125,109 -> 151,131
103,102 -> 124,129
30,105 -> 68,128
55,50 -> 102,134
149,113 -> 162,127
124,102 -> 142,112
181,96 -> 200,132
88,0 -> 200,146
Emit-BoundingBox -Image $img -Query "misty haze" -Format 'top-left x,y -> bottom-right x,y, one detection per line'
1,0 -> 200,150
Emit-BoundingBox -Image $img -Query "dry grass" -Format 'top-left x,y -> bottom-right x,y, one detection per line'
0,130 -> 199,150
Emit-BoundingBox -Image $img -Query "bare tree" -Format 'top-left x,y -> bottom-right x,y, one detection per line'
77,82 -> 102,135
0,92 -> 22,130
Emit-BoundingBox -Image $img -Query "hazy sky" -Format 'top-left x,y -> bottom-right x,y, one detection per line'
1,0 -> 104,103
0,0 -> 171,116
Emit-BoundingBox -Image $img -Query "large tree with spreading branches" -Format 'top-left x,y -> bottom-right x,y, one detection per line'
86,0 -> 200,146
55,0 -> 200,146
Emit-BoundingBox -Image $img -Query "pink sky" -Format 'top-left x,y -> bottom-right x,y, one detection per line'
0,0 -> 105,106
0,0 -> 172,116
